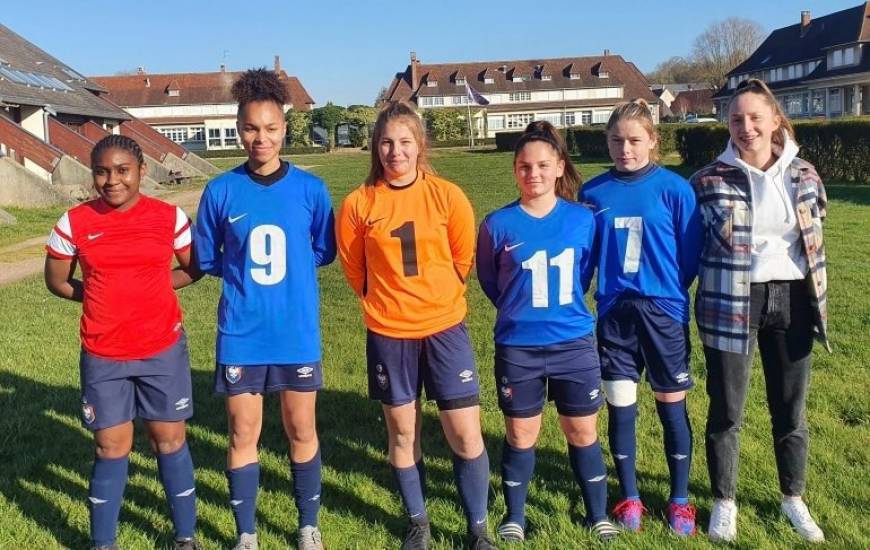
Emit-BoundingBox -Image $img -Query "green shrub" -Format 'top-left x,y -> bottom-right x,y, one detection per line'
430,138 -> 492,148
674,125 -> 729,167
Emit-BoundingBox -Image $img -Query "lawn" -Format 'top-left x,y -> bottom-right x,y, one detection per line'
0,150 -> 867,549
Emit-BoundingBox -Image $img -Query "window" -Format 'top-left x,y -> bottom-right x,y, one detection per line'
829,89 -> 841,113
455,77 -> 466,85
190,127 -> 205,142
598,71 -> 609,79
159,127 -> 188,143
507,113 -> 533,129
812,90 -> 825,115
509,91 -> 531,102
421,96 -> 444,106
224,128 -> 237,145
536,113 -> 562,126
788,65 -> 795,80
484,76 -> 494,84
795,64 -> 803,78
729,76 -> 737,89
426,80 -> 438,87
776,67 -> 784,81
564,112 -> 575,126
832,49 -> 843,67
208,128 -> 221,147
452,95 -> 469,105
488,116 -> 505,130
592,110 -> 611,124
844,46 -> 856,65
785,94 -> 803,115
541,75 -> 552,81
569,73 -> 581,80
580,111 -> 592,125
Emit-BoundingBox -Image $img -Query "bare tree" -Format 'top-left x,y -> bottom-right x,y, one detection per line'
647,56 -> 706,84
691,17 -> 766,88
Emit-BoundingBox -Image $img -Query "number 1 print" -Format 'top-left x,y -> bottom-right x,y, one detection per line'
390,221 -> 418,277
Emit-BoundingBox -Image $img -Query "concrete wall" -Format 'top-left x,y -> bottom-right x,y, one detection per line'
183,152 -> 220,175
51,156 -> 95,201
144,153 -> 172,183
0,157 -> 73,207
162,152 -> 208,179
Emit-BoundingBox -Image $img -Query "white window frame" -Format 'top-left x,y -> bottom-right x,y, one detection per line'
508,91 -> 531,102
506,113 -> 533,129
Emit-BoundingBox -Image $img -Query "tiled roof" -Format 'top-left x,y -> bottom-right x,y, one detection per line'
384,54 -> 656,105
90,70 -> 315,110
670,89 -> 715,114
0,24 -> 129,120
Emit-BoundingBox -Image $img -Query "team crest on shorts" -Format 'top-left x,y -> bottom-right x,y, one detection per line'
375,364 -> 389,390
500,384 -> 513,401
81,400 -> 96,425
225,365 -> 243,384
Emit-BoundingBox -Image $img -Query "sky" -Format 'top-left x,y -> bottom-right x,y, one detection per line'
2,0 -> 862,107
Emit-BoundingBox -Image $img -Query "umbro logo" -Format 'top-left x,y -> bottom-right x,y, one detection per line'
228,213 -> 247,223
297,366 -> 314,378
672,454 -> 689,460
175,397 -> 190,411
676,372 -> 690,383
230,499 -> 244,506
615,454 -> 629,460
88,496 -> 108,504
176,488 -> 195,497
504,242 -> 524,252
459,369 -> 474,383
589,389 -> 600,400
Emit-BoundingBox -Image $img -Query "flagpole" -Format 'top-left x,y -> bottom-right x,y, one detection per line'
466,101 -> 473,149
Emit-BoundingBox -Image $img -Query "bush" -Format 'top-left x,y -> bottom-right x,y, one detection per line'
674,125 -> 729,167
196,146 -> 325,159
430,138 -> 491,148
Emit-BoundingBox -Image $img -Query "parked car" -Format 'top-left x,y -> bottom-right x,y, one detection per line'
684,115 -> 719,124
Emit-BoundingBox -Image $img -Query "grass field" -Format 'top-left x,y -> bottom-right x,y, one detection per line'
0,151 -> 868,549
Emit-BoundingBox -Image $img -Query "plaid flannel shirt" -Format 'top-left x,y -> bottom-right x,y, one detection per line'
690,157 -> 830,354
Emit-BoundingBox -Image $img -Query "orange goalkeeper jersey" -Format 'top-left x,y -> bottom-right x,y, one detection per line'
336,172 -> 475,338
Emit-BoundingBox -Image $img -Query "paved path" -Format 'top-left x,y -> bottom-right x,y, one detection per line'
0,188 -> 204,287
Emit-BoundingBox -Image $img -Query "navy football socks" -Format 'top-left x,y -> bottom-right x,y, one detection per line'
392,462 -> 429,523
291,447 -> 322,528
89,454 -> 129,547
501,441 -> 535,527
568,441 -> 608,525
655,399 -> 692,502
608,402 -> 640,499
453,449 -> 490,536
156,442 -> 197,539
227,462 -> 260,536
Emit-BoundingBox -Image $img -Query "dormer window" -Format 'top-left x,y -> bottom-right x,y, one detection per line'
542,74 -> 552,81
512,76 -> 523,82
598,71 -> 609,79
569,73 -> 581,80
168,89 -> 180,96
426,79 -> 437,87
484,77 -> 494,84
455,77 -> 466,85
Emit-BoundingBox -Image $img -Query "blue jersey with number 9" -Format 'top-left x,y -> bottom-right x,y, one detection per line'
195,163 -> 336,364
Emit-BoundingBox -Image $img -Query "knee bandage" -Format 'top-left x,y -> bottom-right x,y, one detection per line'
603,380 -> 638,407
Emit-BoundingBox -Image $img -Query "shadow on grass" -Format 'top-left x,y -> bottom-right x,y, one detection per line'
826,184 -> 870,206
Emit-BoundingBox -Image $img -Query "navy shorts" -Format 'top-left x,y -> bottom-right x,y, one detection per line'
79,332 -> 193,431
367,322 -> 480,407
495,334 -> 603,418
214,362 -> 322,395
597,297 -> 693,393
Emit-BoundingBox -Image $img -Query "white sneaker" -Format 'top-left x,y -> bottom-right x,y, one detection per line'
233,532 -> 258,550
708,498 -> 737,542
298,525 -> 324,550
781,497 -> 825,542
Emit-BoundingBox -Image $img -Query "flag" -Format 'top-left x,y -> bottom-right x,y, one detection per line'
465,82 -> 490,106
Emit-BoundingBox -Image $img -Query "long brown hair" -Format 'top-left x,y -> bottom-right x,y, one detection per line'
365,100 -> 436,186
606,98 -> 660,163
513,120 -> 581,201
729,78 -> 796,149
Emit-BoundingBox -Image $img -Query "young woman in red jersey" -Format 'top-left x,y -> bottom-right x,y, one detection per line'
336,100 -> 496,550
45,135 -> 201,550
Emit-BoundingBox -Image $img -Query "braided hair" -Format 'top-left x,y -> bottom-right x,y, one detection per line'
90,134 -> 144,168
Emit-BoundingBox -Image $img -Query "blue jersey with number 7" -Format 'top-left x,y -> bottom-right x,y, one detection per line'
579,165 -> 701,324
195,163 -> 336,365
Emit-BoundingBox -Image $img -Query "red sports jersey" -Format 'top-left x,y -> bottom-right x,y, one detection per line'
46,195 -> 192,360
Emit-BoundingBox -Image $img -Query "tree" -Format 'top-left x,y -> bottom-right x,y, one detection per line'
344,105 -> 378,148
310,102 -> 347,149
285,109 -> 311,147
646,56 -> 706,84
691,17 -> 765,89
373,86 -> 389,107
422,108 -> 467,142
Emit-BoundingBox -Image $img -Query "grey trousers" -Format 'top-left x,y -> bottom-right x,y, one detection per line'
704,280 -> 815,499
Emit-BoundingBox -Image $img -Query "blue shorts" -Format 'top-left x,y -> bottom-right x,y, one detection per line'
367,322 -> 480,407
495,334 -> 602,418
79,332 -> 193,431
597,297 -> 693,393
214,362 -> 322,395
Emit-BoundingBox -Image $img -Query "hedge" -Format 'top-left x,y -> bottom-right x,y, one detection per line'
498,119 -> 870,182
430,138 -> 492,148
196,146 -> 325,159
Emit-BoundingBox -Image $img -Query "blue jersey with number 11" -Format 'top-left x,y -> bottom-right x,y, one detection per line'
580,165 -> 701,323
477,199 -> 596,346
195,164 -> 336,365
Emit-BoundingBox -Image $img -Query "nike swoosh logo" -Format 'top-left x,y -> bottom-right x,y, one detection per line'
230,499 -> 244,506
587,474 -> 606,483
505,481 -> 521,487
504,242 -> 524,252
366,217 -> 386,226
228,213 -> 247,223
87,233 -> 103,240
88,497 -> 108,504
672,454 -> 689,460
176,488 -> 195,497
594,208 -> 611,216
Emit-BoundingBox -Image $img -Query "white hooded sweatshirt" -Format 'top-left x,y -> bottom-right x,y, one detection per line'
716,132 -> 808,282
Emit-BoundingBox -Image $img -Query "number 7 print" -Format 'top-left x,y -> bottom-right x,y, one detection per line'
614,217 -> 643,274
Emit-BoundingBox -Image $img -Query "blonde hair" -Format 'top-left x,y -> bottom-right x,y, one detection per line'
365,100 -> 436,186
605,98 -> 660,163
514,120 -> 582,201
729,78 -> 796,149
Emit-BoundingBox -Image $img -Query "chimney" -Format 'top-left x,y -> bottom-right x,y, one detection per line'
145,77 -> 150,88
801,10 -> 811,36
604,49 -> 610,56
220,63 -> 226,72
410,51 -> 420,90
274,55 -> 281,73
136,66 -> 145,75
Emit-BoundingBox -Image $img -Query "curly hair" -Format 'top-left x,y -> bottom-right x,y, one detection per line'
231,68 -> 288,109
90,134 -> 144,168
